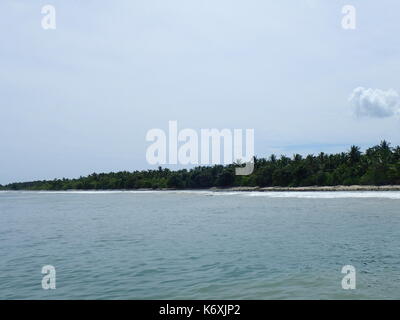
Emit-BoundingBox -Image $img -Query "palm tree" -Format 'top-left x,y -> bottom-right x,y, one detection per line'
393,146 -> 400,161
348,145 -> 361,164
293,154 -> 303,162
377,140 -> 392,164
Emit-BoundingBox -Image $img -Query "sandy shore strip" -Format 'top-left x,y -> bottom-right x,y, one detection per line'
210,185 -> 400,192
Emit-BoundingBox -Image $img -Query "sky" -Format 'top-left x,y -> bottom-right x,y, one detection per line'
1,0 -> 400,184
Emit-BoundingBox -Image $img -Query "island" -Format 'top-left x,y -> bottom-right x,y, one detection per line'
2,141 -> 400,191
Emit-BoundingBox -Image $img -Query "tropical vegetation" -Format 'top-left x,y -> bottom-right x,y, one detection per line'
2,141 -> 400,190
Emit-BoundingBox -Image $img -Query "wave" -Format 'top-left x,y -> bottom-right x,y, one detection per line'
242,191 -> 400,199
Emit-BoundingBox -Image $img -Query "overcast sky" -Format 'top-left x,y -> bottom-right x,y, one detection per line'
1,0 -> 400,184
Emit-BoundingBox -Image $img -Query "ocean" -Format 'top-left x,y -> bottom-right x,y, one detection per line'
1,190 -> 399,299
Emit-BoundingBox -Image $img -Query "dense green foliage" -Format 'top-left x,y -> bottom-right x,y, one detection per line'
2,141 -> 400,190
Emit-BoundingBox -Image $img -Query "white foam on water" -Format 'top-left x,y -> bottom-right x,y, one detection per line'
241,191 -> 400,199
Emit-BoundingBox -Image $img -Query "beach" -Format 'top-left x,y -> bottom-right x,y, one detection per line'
212,185 -> 400,192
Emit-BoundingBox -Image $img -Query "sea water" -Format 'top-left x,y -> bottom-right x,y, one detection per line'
0,190 -> 399,299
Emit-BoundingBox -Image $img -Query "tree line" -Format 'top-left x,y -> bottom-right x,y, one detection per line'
2,141 -> 400,191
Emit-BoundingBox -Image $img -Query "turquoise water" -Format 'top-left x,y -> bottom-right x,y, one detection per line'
1,190 -> 400,299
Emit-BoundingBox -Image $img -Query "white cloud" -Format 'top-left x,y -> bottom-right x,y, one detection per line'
349,87 -> 400,118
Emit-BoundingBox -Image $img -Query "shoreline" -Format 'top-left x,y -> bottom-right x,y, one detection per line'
210,185 -> 400,192
2,185 -> 400,192
213,185 -> 400,192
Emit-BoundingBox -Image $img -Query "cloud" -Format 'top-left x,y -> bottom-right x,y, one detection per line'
349,87 -> 400,118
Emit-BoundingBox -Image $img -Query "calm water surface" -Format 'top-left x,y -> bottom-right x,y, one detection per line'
1,190 -> 400,299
